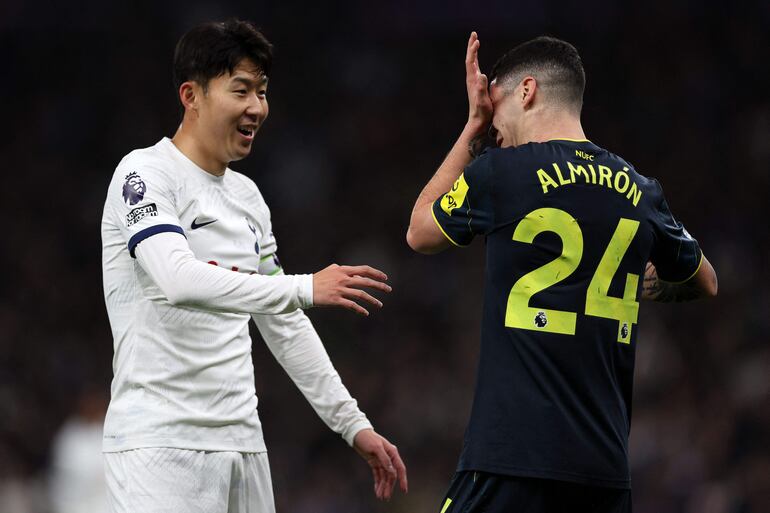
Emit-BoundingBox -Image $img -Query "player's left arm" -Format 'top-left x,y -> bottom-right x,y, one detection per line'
252,309 -> 371,444
642,255 -> 718,302
251,310 -> 407,500
407,31 -> 492,254
642,185 -> 718,302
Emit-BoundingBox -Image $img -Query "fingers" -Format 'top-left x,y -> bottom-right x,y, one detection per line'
385,443 -> 408,493
372,466 -> 385,499
338,266 -> 391,312
371,460 -> 391,500
339,265 -> 388,282
339,298 -> 370,316
376,466 -> 395,501
346,288 -> 383,309
358,432 -> 407,501
372,443 -> 397,500
315,264 -> 391,315
465,31 -> 480,74
337,287 -> 387,316
383,471 -> 396,500
376,467 -> 385,499
470,73 -> 489,101
373,443 -> 394,475
644,262 -> 657,281
347,275 -> 392,294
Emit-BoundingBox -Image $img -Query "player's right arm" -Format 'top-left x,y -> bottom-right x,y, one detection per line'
407,31 -> 493,254
137,237 -> 390,315
136,232 -> 310,313
108,159 -> 388,315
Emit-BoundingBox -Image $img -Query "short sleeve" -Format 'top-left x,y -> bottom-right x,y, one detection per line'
649,182 -> 703,283
107,161 -> 184,258
431,151 -> 495,247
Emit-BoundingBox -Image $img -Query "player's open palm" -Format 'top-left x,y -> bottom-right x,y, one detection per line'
466,31 -> 493,130
313,264 -> 391,316
353,428 -> 408,501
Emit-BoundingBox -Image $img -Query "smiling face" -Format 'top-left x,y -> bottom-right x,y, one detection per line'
192,59 -> 269,167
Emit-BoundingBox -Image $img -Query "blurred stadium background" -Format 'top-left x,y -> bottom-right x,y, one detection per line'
1,1 -> 768,511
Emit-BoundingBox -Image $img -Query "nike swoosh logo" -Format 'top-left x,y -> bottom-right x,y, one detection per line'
190,217 -> 218,230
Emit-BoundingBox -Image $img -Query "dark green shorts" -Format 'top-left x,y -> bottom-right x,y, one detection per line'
438,471 -> 631,513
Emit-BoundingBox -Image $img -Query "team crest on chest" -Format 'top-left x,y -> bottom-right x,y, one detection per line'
122,171 -> 147,206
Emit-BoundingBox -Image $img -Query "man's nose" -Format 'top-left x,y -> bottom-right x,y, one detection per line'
246,94 -> 264,116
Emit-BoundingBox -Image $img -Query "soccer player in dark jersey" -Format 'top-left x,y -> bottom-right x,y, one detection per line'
407,33 -> 718,513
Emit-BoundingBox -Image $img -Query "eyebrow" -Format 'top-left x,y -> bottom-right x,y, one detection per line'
230,76 -> 269,88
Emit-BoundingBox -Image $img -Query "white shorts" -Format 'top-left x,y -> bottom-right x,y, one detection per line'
104,448 -> 275,513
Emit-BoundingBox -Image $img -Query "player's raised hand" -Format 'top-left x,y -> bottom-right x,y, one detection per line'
312,264 -> 391,316
353,428 -> 408,501
465,31 -> 493,132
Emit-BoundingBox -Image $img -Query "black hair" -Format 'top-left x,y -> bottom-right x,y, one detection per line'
490,36 -> 585,113
173,19 -> 273,92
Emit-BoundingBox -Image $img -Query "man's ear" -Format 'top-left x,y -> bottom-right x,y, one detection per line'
178,81 -> 200,115
520,76 -> 537,109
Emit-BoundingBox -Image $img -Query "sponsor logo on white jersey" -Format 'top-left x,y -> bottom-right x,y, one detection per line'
125,203 -> 158,226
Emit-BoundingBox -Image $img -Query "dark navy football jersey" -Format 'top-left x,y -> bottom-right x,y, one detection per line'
432,139 -> 702,489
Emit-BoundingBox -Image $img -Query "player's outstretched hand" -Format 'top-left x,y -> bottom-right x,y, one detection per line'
312,264 -> 392,316
353,428 -> 408,501
465,31 -> 493,132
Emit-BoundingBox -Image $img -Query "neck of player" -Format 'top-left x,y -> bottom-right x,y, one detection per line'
519,108 -> 587,146
171,124 -> 228,176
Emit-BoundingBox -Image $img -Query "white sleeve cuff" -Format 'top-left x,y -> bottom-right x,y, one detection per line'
342,420 -> 374,447
298,273 -> 314,308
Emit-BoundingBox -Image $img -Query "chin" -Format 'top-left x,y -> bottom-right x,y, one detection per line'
231,147 -> 253,162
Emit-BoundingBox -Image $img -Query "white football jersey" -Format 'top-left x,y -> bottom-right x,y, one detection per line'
101,137 -> 370,453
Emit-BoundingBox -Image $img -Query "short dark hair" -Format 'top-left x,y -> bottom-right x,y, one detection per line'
173,19 -> 273,92
490,36 -> 585,113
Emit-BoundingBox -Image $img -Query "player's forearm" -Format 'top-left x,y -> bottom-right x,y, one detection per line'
641,257 -> 718,302
410,123 -> 480,215
173,257 -> 313,312
407,123 -> 483,249
137,232 -> 313,314
253,310 -> 372,445
642,276 -> 702,302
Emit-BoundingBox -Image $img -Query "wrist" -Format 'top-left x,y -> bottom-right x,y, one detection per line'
463,119 -> 489,138
348,423 -> 374,447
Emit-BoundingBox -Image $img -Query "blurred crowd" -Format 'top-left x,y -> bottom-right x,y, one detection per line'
1,1 -> 768,512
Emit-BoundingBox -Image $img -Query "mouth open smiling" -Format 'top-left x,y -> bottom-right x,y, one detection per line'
237,126 -> 255,137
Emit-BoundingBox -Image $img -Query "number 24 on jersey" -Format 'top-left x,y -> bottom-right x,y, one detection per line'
505,207 -> 640,344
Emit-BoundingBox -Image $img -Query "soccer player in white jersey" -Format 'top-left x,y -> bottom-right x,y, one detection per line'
101,19 -> 407,512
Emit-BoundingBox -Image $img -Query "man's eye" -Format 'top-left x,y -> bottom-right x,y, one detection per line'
235,89 -> 247,95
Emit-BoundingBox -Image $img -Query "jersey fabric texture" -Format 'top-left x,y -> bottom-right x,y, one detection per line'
432,139 -> 702,489
104,449 -> 275,513
101,137 -> 370,453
